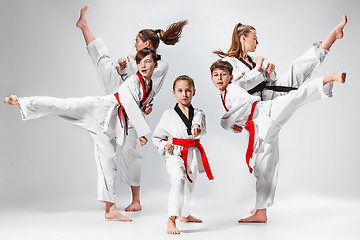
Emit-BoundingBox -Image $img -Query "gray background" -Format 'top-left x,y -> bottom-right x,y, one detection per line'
0,0 -> 359,236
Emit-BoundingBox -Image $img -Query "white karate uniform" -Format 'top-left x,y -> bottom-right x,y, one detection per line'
222,42 -> 328,100
221,76 -> 333,210
152,106 -> 206,217
17,73 -> 154,203
87,38 -> 169,186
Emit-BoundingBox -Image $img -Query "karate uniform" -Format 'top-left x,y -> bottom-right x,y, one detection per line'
152,104 -> 210,217
221,76 -> 333,209
87,38 -> 169,186
222,42 -> 328,100
17,73 -> 155,203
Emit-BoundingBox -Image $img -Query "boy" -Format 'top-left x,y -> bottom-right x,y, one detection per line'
210,60 -> 345,223
152,75 -> 213,234
4,48 -> 158,221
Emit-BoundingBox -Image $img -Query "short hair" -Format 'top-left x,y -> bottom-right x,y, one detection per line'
135,47 -> 157,64
173,75 -> 195,90
210,60 -> 233,75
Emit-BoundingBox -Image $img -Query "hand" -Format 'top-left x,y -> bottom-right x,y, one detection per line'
4,95 -> 19,106
266,63 -> 275,78
255,56 -> 265,71
118,57 -> 127,71
127,54 -> 135,61
139,136 -> 148,146
232,124 -> 243,133
142,104 -> 153,115
164,143 -> 174,153
192,124 -> 201,137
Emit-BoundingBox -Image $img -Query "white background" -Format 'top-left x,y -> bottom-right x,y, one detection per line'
0,0 -> 359,239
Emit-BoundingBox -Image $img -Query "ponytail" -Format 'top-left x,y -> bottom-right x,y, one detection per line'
138,20 -> 188,50
213,23 -> 255,59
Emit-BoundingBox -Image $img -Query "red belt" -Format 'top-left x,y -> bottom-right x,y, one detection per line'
114,93 -> 129,135
244,101 -> 259,174
172,138 -> 213,183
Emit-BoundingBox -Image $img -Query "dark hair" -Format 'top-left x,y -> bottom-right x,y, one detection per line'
173,75 -> 195,90
135,48 -> 157,64
138,20 -> 188,50
210,60 -> 233,75
213,23 -> 256,59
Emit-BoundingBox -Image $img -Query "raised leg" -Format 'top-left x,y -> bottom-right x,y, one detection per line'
76,5 -> 95,45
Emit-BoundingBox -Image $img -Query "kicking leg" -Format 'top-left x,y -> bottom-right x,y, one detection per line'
319,14 -> 347,50
76,5 -> 95,45
323,72 -> 346,85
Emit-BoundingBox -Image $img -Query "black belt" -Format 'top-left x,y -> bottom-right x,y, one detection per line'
247,81 -> 297,100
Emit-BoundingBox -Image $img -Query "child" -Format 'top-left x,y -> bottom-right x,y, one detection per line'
152,75 -> 213,234
210,60 -> 345,223
214,15 -> 347,214
4,48 -> 159,222
76,5 -> 187,211
214,15 -> 347,101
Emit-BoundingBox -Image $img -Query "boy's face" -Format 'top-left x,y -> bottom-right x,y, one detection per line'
211,68 -> 233,91
173,80 -> 195,107
137,55 -> 157,80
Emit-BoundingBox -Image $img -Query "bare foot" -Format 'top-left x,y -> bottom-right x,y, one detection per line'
76,5 -> 89,30
4,95 -> 19,106
167,217 -> 180,235
105,202 -> 132,222
323,72 -> 346,85
180,215 -> 202,223
238,208 -> 267,223
125,201 -> 142,212
334,14 -> 347,39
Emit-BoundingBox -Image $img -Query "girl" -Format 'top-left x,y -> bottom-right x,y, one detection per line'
76,5 -> 187,211
4,48 -> 158,222
152,75 -> 213,234
214,15 -> 347,101
214,15 -> 347,213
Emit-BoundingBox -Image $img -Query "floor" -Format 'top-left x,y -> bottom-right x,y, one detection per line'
1,191 -> 359,240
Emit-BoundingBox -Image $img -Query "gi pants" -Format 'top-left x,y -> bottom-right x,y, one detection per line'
18,95 -> 126,203
254,77 -> 333,209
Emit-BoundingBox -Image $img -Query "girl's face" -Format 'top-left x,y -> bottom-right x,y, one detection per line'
173,80 -> 195,108
242,30 -> 258,53
134,34 -> 149,52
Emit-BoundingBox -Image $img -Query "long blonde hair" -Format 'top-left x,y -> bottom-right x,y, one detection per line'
138,20 -> 188,50
214,23 -> 255,59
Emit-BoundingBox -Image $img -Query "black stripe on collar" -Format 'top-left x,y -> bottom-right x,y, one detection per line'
174,103 -> 194,135
240,55 -> 256,70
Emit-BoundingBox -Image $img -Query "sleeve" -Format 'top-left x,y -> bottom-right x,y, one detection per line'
152,112 -> 171,156
192,108 -> 206,136
86,38 -> 125,94
116,59 -> 137,81
118,78 -> 151,137
151,60 -> 169,95
220,89 -> 252,131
